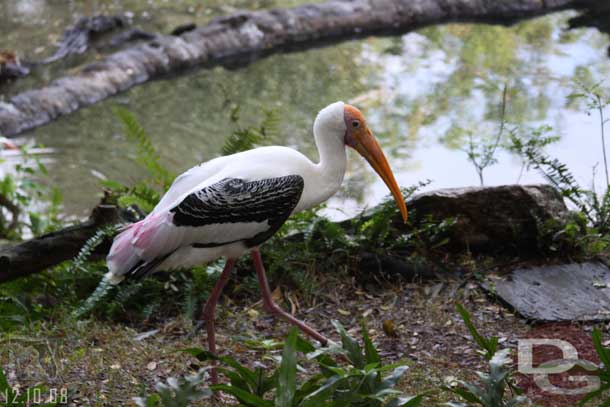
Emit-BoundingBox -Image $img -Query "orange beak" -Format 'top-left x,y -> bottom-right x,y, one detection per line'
353,127 -> 408,223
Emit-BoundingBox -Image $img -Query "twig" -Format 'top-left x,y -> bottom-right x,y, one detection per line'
596,93 -> 610,187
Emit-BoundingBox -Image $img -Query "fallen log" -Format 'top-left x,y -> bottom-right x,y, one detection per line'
0,0 -> 604,136
0,203 -> 121,283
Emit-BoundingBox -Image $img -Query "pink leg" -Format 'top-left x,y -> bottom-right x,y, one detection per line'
250,248 -> 328,346
200,258 -> 236,383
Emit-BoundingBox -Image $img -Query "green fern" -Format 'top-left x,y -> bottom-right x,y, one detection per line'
221,107 -> 280,155
73,271 -> 115,318
105,107 -> 175,211
69,225 -> 120,317
68,225 -> 120,274
509,130 -> 591,219
117,183 -> 161,213
114,107 -> 174,189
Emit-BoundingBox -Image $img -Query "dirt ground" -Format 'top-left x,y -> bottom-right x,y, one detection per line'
3,271 -> 609,407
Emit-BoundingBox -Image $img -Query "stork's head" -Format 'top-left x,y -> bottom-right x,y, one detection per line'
343,104 -> 407,223
313,101 -> 408,223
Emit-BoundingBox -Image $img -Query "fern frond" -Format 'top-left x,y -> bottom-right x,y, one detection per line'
260,109 -> 281,139
222,128 -> 264,156
70,225 -> 121,318
221,108 -> 280,155
117,183 -> 161,213
73,273 -> 115,318
114,107 -> 174,188
509,131 -> 593,221
68,225 -> 120,274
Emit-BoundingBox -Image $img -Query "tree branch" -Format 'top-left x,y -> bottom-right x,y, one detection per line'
0,202 -> 121,283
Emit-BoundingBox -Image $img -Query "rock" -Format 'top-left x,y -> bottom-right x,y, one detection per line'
485,262 -> 610,321
406,184 -> 568,253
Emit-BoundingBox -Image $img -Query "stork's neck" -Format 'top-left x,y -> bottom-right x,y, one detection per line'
307,124 -> 347,208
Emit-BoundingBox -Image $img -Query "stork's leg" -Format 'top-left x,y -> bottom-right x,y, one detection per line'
250,248 -> 328,346
200,258 -> 236,383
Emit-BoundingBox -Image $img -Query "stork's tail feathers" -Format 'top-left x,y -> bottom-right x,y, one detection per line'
104,271 -> 125,285
106,221 -> 142,282
106,214 -> 172,282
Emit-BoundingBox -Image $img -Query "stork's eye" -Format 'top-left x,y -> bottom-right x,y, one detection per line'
352,120 -> 360,128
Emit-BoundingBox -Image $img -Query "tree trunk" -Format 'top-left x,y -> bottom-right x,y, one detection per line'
0,0 -> 603,136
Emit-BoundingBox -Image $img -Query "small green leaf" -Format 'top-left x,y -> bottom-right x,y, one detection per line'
362,319 -> 381,365
382,365 -> 409,388
332,320 -> 365,369
211,384 -> 274,407
276,328 -> 298,407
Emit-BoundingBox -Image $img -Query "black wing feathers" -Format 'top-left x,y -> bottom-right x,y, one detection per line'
170,175 -> 304,228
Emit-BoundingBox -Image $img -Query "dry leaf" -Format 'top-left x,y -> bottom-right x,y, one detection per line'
382,319 -> 397,337
338,309 -> 351,316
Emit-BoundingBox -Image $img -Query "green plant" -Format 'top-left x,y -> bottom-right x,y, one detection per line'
445,349 -> 526,407
577,329 -> 610,406
0,365 -> 57,407
455,304 -> 498,361
446,305 -> 526,407
568,81 -> 610,186
0,145 -> 63,239
103,107 -> 174,212
510,124 -> 559,183
183,322 -> 424,407
459,84 -> 508,186
509,128 -> 610,236
222,105 -> 280,156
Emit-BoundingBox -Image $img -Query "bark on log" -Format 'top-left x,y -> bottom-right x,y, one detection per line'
0,203 -> 121,283
42,15 -> 127,64
0,0 -> 603,136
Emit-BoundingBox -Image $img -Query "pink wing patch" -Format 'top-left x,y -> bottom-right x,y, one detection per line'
106,221 -> 141,275
107,211 -> 179,277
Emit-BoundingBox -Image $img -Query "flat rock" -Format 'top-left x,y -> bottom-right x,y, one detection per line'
487,262 -> 610,321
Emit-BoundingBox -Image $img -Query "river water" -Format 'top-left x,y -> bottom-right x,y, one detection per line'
1,1 -> 610,220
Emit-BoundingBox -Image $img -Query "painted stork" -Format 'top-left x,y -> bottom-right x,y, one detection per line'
105,102 -> 407,377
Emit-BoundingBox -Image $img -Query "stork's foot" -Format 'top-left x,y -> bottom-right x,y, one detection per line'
262,298 -> 329,346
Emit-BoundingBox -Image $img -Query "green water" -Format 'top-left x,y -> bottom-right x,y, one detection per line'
2,1 -> 610,219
